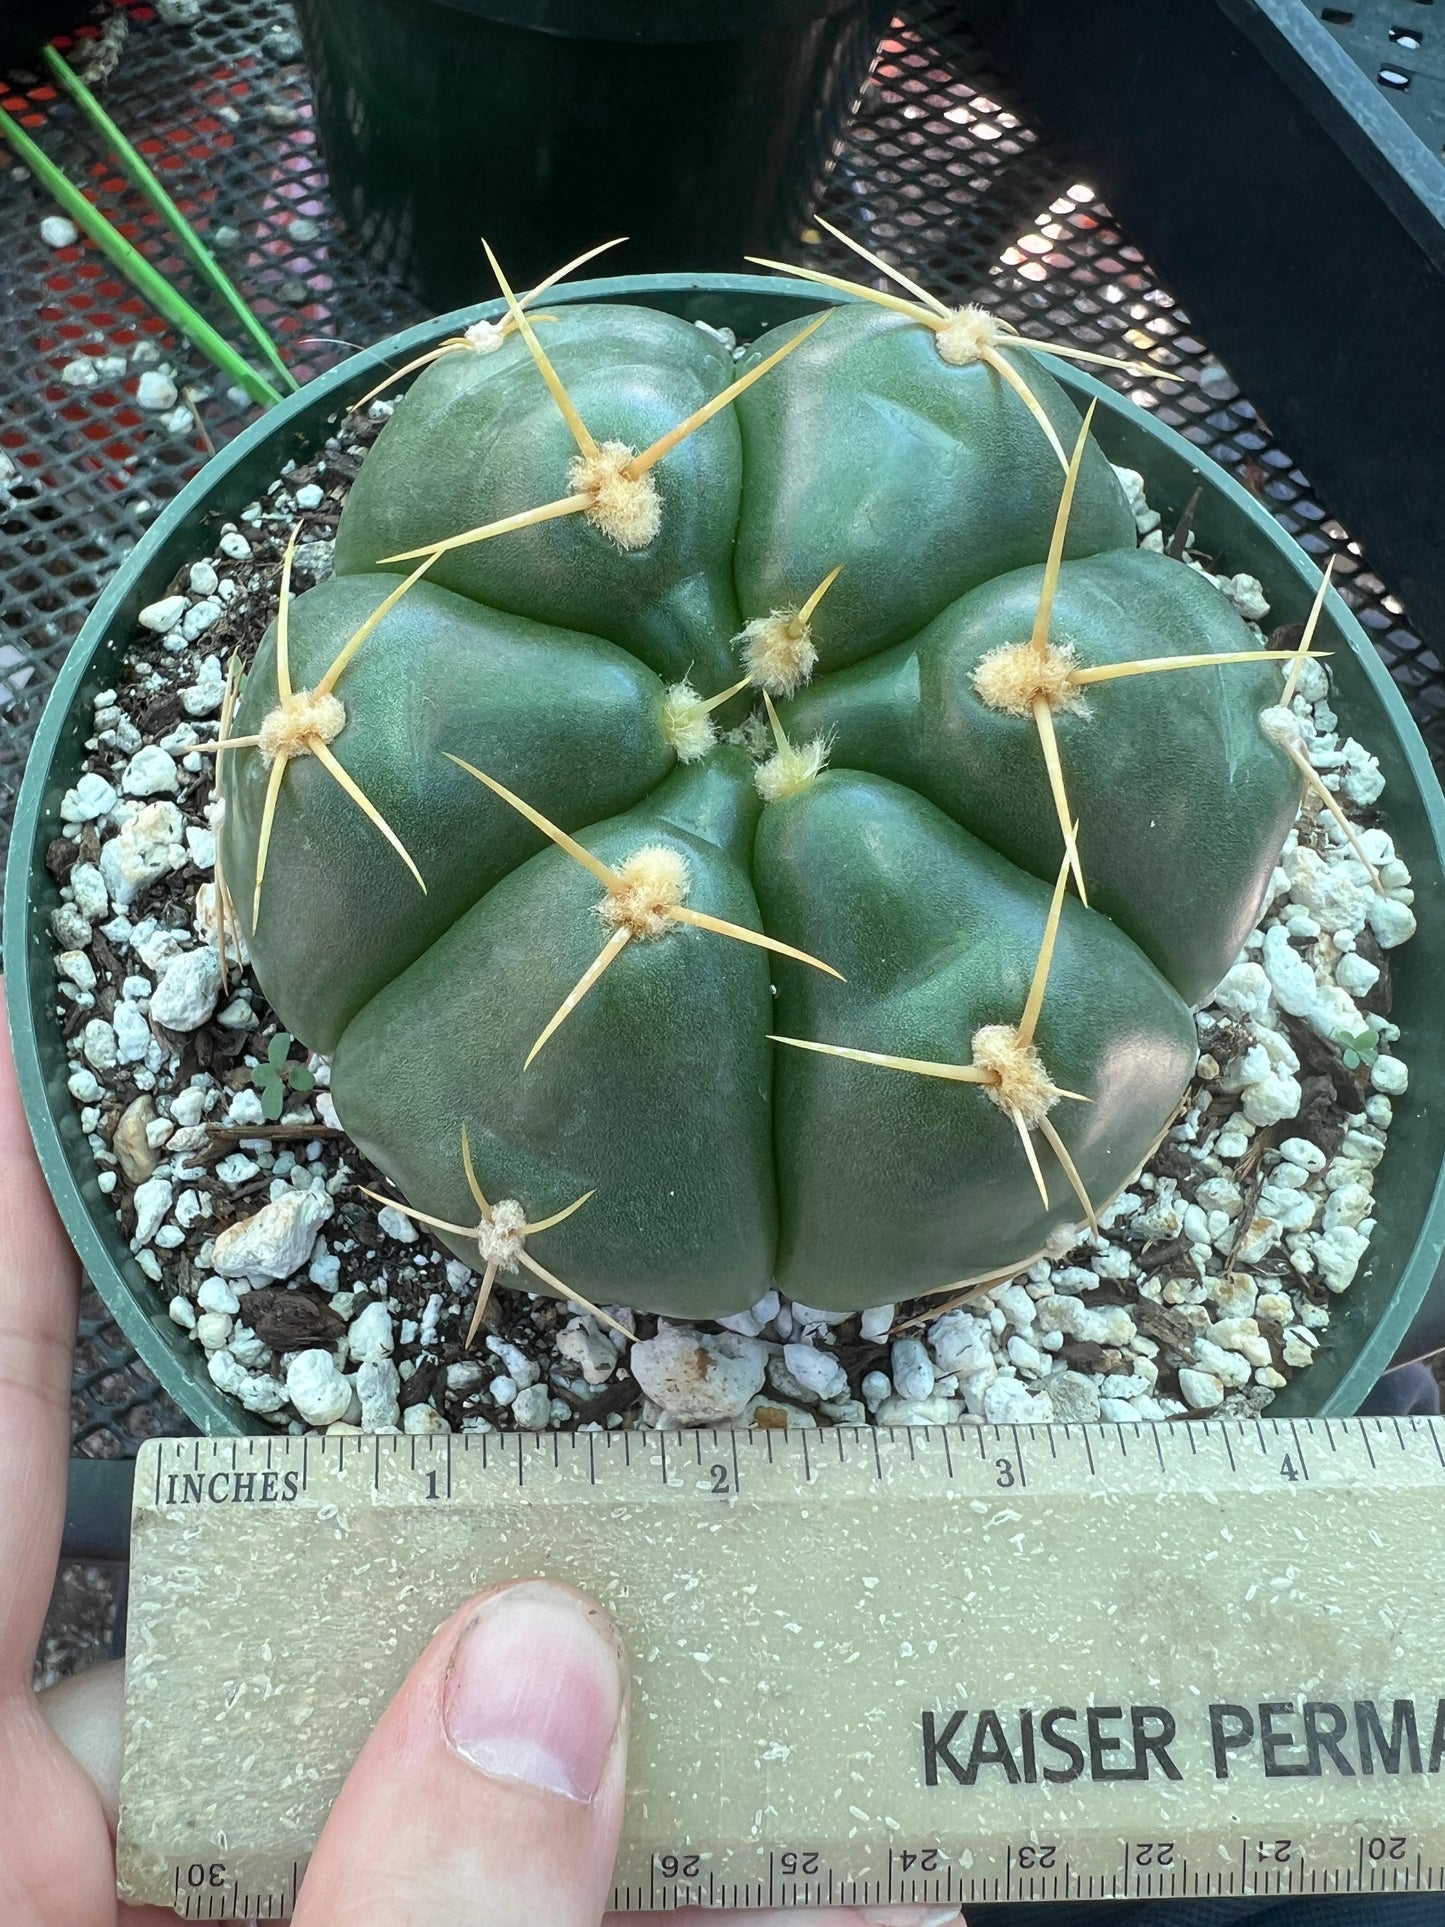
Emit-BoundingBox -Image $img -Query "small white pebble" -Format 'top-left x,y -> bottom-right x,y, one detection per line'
181,597 -> 223,641
781,1343 -> 847,1401
511,1383 -> 552,1430
1178,1367 -> 1225,1411
403,1402 -> 451,1435
56,950 -> 96,993
121,745 -> 180,797
377,1203 -> 419,1243
197,1278 -> 240,1315
348,1300 -> 395,1363
138,594 -> 187,635
136,371 -> 179,411
890,1335 -> 936,1402
82,1018 -> 117,1071
215,1153 -> 260,1185
861,1370 -> 891,1412
195,1310 -> 233,1350
1371,1055 -> 1408,1096
286,1349 -> 353,1427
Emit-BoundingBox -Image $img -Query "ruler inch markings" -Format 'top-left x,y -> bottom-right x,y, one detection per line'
120,1420 -> 1445,1915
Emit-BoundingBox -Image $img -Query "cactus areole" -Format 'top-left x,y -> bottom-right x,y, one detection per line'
218,249 -> 1324,1327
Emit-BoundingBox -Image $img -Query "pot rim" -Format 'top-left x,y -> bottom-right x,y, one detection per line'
412,0 -> 870,41
8,271 -> 1445,1433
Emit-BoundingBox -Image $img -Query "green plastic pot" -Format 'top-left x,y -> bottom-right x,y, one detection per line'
6,274 -> 1445,1435
292,0 -> 891,308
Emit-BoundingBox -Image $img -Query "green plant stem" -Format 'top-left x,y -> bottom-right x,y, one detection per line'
0,103 -> 283,409
43,47 -> 298,396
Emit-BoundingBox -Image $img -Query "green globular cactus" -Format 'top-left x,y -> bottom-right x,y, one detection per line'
216,235 -> 1335,1333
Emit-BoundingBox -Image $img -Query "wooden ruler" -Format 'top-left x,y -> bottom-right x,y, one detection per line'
118,1417 -> 1445,1916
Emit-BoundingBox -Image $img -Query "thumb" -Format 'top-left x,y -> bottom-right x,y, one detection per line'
295,1579 -> 628,1926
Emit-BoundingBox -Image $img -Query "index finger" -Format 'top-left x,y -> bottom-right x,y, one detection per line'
0,978 -> 81,1696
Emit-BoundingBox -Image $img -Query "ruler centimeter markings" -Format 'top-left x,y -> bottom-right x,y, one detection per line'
119,1418 -> 1445,1916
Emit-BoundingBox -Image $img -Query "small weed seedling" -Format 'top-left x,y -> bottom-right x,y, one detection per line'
1338,1026 -> 1380,1073
253,1033 -> 317,1121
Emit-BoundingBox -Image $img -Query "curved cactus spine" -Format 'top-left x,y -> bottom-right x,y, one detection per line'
210,650 -> 242,995
772,839 -> 1097,1225
775,219 -> 1181,388
359,1125 -> 621,1347
969,409 -> 1330,904
348,236 -> 629,413
379,296 -> 829,564
202,529 -> 434,926
444,755 -> 843,1067
748,218 -> 1181,471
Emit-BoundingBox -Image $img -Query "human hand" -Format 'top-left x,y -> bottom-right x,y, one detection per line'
0,981 -> 958,1926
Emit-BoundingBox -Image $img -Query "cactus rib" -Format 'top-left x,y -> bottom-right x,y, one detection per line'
202,530 -> 432,927
445,755 -> 843,1066
385,308 -> 832,562
770,842 -> 1096,1225
380,293 -> 829,561
973,408 -> 1332,908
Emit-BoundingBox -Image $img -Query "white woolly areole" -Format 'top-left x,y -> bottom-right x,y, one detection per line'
971,1023 -> 1060,1129
973,639 -> 1089,719
660,682 -> 717,763
464,318 -> 508,354
1260,703 -> 1307,753
476,1197 -> 527,1270
755,734 -> 830,803
934,304 -> 1003,367
569,440 -> 662,552
598,843 -> 690,939
257,688 -> 346,764
741,611 -> 817,697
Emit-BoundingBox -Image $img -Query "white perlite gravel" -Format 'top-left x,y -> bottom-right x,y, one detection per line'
40,417 -> 1416,1437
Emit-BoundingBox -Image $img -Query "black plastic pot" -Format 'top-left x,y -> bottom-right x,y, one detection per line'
293,0 -> 890,309
957,0 -> 1445,674
8,277 -> 1445,1433
0,3 -> 90,75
